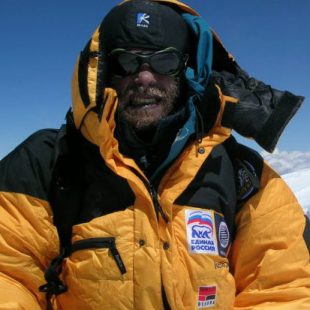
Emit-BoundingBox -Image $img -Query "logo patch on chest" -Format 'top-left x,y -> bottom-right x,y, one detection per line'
185,210 -> 218,255
197,285 -> 217,308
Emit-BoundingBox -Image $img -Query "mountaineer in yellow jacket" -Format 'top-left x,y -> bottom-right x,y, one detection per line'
0,0 -> 309,309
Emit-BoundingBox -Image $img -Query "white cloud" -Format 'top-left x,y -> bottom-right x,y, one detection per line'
282,168 -> 310,218
261,148 -> 310,175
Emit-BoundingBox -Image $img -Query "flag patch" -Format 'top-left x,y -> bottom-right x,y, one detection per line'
197,285 -> 217,308
185,210 -> 218,255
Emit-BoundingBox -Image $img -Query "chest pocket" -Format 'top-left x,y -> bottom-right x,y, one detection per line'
69,237 -> 126,276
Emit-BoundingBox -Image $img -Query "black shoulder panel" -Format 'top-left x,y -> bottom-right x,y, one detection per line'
47,122 -> 136,248
224,137 -> 264,206
49,123 -> 135,230
175,143 -> 237,235
175,137 -> 265,239
75,138 -> 136,224
0,129 -> 59,201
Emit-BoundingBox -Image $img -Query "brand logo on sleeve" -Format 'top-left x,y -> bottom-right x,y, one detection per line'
197,285 -> 217,308
218,221 -> 229,249
136,12 -> 150,28
237,160 -> 257,201
185,210 -> 218,255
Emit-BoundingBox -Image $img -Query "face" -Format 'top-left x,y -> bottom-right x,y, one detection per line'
110,50 -> 181,132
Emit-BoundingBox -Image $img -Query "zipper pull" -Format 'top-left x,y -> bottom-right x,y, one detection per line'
139,155 -> 149,173
150,185 -> 169,223
110,240 -> 127,275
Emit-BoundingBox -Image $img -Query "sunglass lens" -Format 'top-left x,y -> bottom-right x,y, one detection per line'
151,53 -> 180,75
110,49 -> 184,76
111,53 -> 139,75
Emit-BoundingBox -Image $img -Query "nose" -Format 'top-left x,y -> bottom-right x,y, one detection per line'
134,64 -> 156,88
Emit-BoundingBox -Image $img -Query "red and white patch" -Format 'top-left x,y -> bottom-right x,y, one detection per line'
197,285 -> 217,308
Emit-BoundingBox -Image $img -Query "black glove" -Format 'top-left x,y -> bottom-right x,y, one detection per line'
212,66 -> 304,152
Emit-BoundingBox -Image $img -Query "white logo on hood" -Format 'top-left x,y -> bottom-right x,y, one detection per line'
137,12 -> 150,28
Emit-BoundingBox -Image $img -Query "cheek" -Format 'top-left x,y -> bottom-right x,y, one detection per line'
156,75 -> 179,91
110,76 -> 132,95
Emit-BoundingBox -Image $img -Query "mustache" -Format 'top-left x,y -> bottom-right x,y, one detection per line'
120,85 -> 165,98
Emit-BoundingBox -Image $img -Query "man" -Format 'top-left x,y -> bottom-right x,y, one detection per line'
0,0 -> 309,309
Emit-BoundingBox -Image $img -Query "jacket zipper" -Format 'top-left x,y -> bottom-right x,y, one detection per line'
128,166 -> 169,223
129,171 -> 170,307
149,184 -> 169,222
149,185 -> 170,309
70,237 -> 127,274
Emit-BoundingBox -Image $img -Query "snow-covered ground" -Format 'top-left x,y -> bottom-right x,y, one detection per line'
262,149 -> 310,218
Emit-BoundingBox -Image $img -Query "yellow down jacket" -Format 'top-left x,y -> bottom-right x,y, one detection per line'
0,0 -> 309,309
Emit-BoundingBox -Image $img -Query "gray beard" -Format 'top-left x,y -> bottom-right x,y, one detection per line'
115,78 -> 180,132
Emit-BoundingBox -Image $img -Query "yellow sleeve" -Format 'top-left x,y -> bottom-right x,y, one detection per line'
0,273 -> 42,310
230,163 -> 310,309
0,192 -> 59,309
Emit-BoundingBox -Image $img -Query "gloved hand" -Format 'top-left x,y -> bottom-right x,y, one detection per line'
212,66 -> 304,152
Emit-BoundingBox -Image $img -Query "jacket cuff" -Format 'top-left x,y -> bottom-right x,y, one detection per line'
221,100 -> 237,129
255,92 -> 304,152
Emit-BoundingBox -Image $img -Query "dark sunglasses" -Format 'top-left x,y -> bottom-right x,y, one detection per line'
109,47 -> 188,76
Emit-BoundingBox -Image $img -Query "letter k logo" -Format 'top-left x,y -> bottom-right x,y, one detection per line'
137,12 -> 150,27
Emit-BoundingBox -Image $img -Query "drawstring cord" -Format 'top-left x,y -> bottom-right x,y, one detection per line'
193,95 -> 205,156
195,106 -> 205,144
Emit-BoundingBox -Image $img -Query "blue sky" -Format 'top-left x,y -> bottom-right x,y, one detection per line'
0,0 -> 309,159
